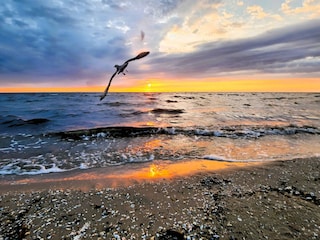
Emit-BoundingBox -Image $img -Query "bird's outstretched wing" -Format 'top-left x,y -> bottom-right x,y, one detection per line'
124,51 -> 150,63
100,51 -> 150,101
100,70 -> 118,101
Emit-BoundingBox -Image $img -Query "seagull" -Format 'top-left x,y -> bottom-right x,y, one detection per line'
100,51 -> 150,101
141,30 -> 145,41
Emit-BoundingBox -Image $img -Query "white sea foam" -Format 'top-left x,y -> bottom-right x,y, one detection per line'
0,163 -> 66,175
79,163 -> 89,169
202,154 -> 236,162
202,154 -> 261,163
97,132 -> 106,138
20,164 -> 66,175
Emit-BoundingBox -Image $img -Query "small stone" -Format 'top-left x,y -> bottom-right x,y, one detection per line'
212,234 -> 220,239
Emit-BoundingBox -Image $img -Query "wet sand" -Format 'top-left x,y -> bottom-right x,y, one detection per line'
1,157 -> 320,239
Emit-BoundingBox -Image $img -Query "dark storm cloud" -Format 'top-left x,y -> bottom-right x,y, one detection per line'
0,0 -> 187,85
149,19 -> 320,78
0,0 -> 129,83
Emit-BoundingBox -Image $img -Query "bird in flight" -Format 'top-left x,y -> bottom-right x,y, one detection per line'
100,51 -> 150,101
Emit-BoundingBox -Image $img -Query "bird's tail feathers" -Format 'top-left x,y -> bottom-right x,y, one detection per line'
100,93 -> 107,101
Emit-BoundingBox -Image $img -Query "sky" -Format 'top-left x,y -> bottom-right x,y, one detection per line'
0,0 -> 320,92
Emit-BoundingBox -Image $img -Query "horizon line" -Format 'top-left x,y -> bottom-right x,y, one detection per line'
1,90 -> 319,94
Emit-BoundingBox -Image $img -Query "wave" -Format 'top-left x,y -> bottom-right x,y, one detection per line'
2,124 -> 319,175
1,115 -> 50,127
119,108 -> 185,117
166,100 -> 178,103
52,124 -> 320,140
119,111 -> 145,117
100,101 -> 129,107
151,108 -> 185,114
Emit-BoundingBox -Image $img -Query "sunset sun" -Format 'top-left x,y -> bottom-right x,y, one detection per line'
143,82 -> 152,92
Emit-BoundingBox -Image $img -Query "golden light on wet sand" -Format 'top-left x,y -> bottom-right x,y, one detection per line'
147,164 -> 170,178
2,160 -> 255,192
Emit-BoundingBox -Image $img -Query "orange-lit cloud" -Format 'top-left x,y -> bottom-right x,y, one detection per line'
281,0 -> 320,18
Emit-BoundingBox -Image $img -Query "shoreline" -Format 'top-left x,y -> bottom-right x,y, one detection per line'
0,159 -> 252,194
1,157 -> 319,239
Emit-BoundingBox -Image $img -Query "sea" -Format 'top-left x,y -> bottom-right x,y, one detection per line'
0,92 -> 319,176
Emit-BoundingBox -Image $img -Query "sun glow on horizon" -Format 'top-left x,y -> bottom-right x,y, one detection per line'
0,78 -> 319,93
110,78 -> 320,93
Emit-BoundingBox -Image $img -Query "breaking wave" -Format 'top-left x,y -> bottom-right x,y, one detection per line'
1,115 -> 50,127
53,124 -> 320,140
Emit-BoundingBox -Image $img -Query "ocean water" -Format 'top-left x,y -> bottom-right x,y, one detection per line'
0,92 -> 319,175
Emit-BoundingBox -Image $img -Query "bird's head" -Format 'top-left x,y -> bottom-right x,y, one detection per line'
114,64 -> 119,68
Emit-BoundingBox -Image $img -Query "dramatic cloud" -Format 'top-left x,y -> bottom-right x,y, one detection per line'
0,0 -> 319,89
149,19 -> 320,78
0,1 -> 172,80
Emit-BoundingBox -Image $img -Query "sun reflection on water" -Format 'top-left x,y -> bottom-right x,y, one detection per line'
149,164 -> 157,177
148,164 -> 170,178
4,160 -> 254,192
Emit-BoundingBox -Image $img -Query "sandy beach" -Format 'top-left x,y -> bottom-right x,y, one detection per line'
0,157 -> 319,239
